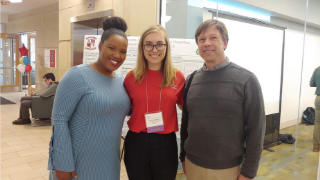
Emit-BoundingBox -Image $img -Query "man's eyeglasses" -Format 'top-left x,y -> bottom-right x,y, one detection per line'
143,44 -> 166,51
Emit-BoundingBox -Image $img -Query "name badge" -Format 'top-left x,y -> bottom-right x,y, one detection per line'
145,111 -> 164,133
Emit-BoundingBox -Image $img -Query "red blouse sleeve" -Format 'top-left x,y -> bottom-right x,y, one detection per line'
176,70 -> 185,105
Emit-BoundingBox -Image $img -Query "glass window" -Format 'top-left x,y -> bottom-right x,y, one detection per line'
29,38 -> 35,88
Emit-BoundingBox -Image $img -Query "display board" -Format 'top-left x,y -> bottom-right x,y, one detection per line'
219,17 -> 284,116
83,35 -> 100,64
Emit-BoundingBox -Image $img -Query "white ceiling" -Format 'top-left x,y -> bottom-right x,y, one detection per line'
0,0 -> 58,15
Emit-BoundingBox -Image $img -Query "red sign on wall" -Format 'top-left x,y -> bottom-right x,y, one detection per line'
50,50 -> 56,68
45,49 -> 56,68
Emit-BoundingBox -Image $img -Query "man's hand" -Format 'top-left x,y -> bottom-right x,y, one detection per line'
56,170 -> 77,180
237,174 -> 252,180
182,162 -> 186,175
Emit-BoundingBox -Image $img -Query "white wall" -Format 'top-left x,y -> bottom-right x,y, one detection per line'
1,14 -> 8,24
299,26 -> 320,120
238,0 -> 320,26
186,5 -> 203,39
271,18 -> 304,128
270,18 -> 320,128
165,0 -> 188,38
0,23 -> 6,33
165,1 -> 204,39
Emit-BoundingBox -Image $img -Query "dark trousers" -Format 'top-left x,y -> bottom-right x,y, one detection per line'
124,130 -> 178,180
20,96 -> 32,119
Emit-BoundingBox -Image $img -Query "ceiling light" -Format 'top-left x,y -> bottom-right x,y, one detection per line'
1,0 -> 10,5
187,0 -> 270,22
10,0 -> 22,3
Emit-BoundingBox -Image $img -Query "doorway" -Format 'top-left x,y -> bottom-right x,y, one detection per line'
0,33 -> 20,92
20,32 -> 36,94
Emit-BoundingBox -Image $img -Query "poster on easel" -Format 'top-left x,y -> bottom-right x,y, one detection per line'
83,35 -> 101,64
82,36 -> 203,76
122,37 -> 203,78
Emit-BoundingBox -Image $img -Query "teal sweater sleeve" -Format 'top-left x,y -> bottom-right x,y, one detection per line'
50,67 -> 85,172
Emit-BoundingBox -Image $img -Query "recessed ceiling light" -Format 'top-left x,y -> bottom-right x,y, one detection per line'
1,0 -> 10,5
10,0 -> 22,3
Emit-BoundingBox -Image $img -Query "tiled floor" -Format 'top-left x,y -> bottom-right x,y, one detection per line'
175,125 -> 320,180
1,92 -> 319,180
256,124 -> 319,180
1,92 -> 51,180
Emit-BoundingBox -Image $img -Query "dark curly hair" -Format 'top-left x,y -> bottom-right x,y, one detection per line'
101,16 -> 128,43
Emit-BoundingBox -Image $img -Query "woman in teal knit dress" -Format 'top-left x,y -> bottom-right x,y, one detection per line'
48,17 -> 130,180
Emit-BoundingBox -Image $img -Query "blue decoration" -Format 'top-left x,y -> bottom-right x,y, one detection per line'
23,57 -> 30,65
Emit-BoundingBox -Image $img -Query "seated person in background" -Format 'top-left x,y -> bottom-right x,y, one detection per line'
12,73 -> 59,125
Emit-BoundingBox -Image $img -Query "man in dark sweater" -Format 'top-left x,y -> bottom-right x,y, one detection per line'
180,19 -> 266,180
310,66 -> 320,152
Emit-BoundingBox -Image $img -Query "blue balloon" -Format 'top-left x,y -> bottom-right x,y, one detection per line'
23,57 -> 30,65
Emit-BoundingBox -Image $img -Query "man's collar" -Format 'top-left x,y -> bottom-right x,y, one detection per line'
203,57 -> 230,71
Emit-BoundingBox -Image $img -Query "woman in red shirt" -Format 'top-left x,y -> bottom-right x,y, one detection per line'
124,25 -> 185,180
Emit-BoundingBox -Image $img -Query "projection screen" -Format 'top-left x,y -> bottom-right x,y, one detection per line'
216,17 -> 284,115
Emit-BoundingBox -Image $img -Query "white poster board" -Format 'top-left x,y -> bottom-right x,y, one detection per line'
115,37 -> 203,78
83,35 -> 100,64
44,49 -> 56,68
83,36 -> 203,77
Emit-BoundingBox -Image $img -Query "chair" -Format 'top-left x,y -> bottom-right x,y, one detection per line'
31,96 -> 55,119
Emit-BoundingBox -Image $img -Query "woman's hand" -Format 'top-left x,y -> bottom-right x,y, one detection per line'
182,162 -> 186,175
237,174 -> 252,180
56,170 -> 77,180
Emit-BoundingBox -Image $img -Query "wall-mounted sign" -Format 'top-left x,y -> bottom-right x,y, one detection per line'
87,0 -> 95,11
45,49 -> 56,68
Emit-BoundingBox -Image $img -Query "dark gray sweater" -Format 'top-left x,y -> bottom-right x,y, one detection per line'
180,62 -> 266,179
310,66 -> 320,95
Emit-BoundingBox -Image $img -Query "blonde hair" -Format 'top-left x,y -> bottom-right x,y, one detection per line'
131,25 -> 176,88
